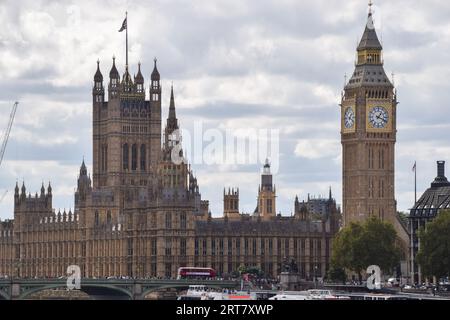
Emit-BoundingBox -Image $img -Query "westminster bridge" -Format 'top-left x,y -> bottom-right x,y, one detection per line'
0,278 -> 239,300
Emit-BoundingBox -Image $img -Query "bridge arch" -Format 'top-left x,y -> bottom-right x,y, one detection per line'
18,283 -> 133,300
0,289 -> 9,300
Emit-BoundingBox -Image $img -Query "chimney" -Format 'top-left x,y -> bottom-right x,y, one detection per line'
437,161 -> 445,177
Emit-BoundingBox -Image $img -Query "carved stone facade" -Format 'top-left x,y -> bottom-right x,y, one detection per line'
0,43 -> 340,281
341,10 -> 397,227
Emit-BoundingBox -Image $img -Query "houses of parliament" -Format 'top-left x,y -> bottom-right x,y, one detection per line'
0,5 -> 410,280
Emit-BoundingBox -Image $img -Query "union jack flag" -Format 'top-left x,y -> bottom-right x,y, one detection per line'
119,17 -> 127,32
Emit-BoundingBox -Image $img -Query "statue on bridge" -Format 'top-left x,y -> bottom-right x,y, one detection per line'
281,257 -> 299,274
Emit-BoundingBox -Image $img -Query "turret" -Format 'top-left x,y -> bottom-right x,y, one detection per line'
21,181 -> 26,200
40,183 -> 45,198
150,58 -> 161,103
257,159 -> 276,220
109,56 -> 120,99
76,159 -> 92,204
224,188 -> 240,218
163,84 -> 183,162
135,62 -> 144,94
91,59 -> 105,107
121,65 -> 134,93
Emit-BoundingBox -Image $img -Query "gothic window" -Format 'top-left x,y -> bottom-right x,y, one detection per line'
165,212 -> 172,229
180,239 -> 186,256
140,144 -> 146,171
106,211 -> 111,224
180,212 -> 186,229
219,239 -> 224,255
123,144 -> 129,170
252,239 -> 257,255
151,239 -> 157,255
202,239 -> 207,256
267,199 -> 273,213
152,93 -> 159,101
212,239 -> 216,256
131,144 -> 137,171
94,211 -> 99,226
127,238 -> 133,256
137,84 -> 143,93
165,238 -> 172,255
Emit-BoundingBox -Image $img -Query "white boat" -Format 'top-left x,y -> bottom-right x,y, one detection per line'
269,289 -> 350,300
269,292 -> 310,300
177,285 -> 257,300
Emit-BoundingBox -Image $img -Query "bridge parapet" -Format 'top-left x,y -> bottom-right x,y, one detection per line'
0,279 -> 239,300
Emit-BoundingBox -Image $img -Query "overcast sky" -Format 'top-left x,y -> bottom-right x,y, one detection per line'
1,0 -> 450,219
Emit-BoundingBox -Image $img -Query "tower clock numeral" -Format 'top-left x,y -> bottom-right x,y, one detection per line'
368,106 -> 389,129
344,107 -> 355,129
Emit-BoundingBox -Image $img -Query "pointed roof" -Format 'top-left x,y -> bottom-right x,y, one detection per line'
357,12 -> 382,51
151,58 -> 160,80
165,84 -> 179,134
169,84 -> 177,120
135,62 -> 144,83
122,66 -> 133,85
80,159 -> 87,176
94,60 -> 103,82
109,56 -> 119,78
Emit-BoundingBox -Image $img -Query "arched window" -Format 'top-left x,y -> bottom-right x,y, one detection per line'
123,144 -> 129,170
131,144 -> 137,171
94,211 -> 99,226
107,211 -> 112,224
180,212 -> 186,229
140,144 -> 146,171
165,212 -> 172,229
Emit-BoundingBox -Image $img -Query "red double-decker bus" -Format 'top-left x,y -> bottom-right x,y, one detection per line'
177,267 -> 216,280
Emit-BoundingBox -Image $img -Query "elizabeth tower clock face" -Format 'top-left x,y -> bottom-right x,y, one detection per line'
368,106 -> 389,128
344,107 -> 355,129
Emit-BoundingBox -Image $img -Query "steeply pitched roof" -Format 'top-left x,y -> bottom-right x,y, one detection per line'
357,13 -> 383,51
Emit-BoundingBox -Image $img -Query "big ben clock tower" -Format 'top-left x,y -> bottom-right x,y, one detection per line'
341,4 -> 397,226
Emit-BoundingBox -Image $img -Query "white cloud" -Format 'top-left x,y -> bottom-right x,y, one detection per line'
0,0 -> 449,219
294,139 -> 340,160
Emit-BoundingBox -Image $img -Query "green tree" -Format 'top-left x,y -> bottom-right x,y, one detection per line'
416,210 -> 450,279
327,266 -> 347,284
331,217 -> 402,282
246,266 -> 263,278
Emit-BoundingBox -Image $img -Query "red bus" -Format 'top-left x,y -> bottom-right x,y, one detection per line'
177,267 -> 216,280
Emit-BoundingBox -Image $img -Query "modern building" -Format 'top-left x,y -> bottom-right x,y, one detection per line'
409,161 -> 450,284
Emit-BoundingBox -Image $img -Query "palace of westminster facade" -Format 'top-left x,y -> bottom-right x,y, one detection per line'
0,7 -> 411,279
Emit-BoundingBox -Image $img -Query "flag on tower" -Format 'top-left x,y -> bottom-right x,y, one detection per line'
412,161 -> 416,172
119,17 -> 127,32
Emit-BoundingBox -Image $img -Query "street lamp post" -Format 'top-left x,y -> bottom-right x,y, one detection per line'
314,265 -> 318,289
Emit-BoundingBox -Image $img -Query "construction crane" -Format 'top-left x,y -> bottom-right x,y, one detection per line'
0,101 -> 18,167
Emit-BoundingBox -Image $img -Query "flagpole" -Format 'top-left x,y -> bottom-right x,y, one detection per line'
126,11 -> 128,69
414,161 -> 417,203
